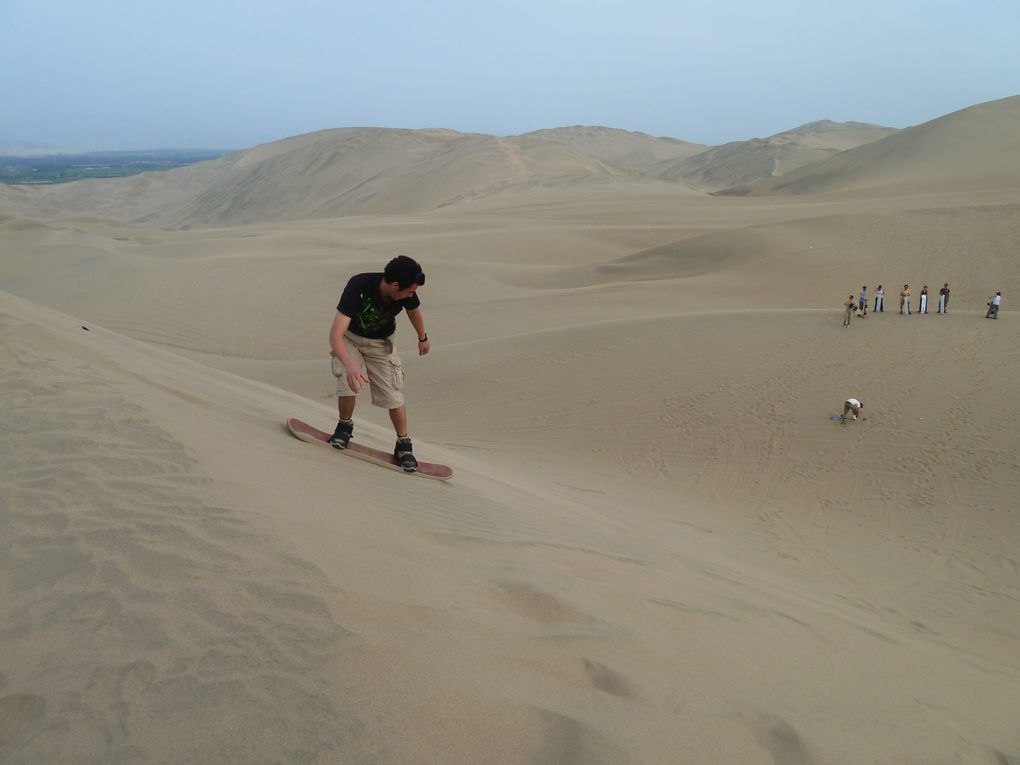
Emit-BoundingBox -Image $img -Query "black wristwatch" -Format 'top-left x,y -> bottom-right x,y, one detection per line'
418,334 -> 428,342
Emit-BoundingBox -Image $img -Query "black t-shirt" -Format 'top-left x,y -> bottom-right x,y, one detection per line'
337,272 -> 421,339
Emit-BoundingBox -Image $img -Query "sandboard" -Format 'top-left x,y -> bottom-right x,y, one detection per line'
287,418 -> 454,481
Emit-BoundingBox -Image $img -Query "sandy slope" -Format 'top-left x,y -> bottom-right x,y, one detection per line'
658,121 -> 897,191
736,95 -> 1020,196
4,128 -> 699,229
523,126 -> 706,166
2,95 -> 1020,764
0,118 -> 890,229
3,289 -> 1018,764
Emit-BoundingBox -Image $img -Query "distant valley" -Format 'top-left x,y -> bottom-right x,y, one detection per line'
0,149 -> 232,185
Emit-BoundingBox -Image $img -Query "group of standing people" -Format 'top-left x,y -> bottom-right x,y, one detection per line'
887,283 -> 952,315
843,282 -> 1002,326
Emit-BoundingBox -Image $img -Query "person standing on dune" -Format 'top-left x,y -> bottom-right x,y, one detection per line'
843,295 -> 856,327
899,284 -> 911,315
328,256 -> 431,471
859,285 -> 868,316
874,285 -> 884,313
938,283 -> 950,314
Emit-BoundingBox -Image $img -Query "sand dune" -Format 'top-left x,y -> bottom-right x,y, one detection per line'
15,95 -> 1018,231
522,125 -> 706,166
2,95 -> 1020,763
170,129 -> 659,227
0,183 -> 38,219
4,283 -> 1019,764
8,128 -> 700,229
659,120 -> 896,191
551,204 -> 1020,299
731,95 -> 1020,196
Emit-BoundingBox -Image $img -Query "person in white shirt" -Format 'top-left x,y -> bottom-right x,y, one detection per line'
874,285 -> 884,313
841,398 -> 863,423
985,291 -> 1002,319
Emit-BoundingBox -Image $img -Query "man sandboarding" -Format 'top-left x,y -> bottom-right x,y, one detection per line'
327,255 -> 430,470
288,255 -> 452,479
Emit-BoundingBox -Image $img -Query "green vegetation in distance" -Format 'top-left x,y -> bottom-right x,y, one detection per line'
0,149 -> 232,185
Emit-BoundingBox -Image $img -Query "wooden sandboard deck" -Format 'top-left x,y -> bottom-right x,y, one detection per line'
287,418 -> 453,481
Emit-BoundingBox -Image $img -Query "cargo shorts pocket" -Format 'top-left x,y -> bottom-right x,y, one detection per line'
389,357 -> 404,390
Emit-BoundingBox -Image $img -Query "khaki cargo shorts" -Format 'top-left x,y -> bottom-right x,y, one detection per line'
332,332 -> 405,409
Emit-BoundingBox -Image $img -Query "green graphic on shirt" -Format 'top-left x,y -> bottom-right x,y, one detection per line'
353,292 -> 389,334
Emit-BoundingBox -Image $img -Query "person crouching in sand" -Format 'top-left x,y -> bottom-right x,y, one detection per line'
841,398 -> 863,423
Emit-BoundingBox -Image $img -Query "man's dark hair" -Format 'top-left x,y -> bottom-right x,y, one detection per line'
384,256 -> 425,289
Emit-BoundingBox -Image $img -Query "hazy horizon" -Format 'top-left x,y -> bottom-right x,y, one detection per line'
0,119 -> 889,156
2,0 -> 1019,151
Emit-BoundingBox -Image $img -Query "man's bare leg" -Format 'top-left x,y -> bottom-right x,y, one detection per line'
330,396 -> 357,449
338,396 -> 356,420
389,405 -> 417,470
388,405 -> 409,438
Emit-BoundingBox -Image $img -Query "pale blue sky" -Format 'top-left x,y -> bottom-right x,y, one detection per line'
2,0 -> 1018,150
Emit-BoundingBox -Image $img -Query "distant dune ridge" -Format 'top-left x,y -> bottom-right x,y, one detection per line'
522,125 -> 707,166
2,95 -> 1020,764
658,120 -> 897,190
0,117 -> 897,227
0,127 -> 694,227
728,94 -> 1020,195
6,96 -> 1020,230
